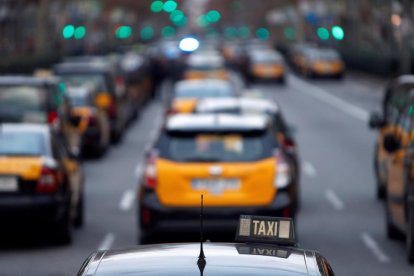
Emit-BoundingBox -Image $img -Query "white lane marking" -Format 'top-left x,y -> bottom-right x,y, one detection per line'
302,161 -> 317,178
98,233 -> 115,251
134,162 -> 143,178
361,232 -> 391,263
290,76 -> 369,122
324,189 -> 345,210
119,189 -> 135,211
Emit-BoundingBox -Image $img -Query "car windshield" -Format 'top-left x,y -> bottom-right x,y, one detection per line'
66,87 -> 92,107
161,132 -> 271,162
175,86 -> 232,99
0,131 -> 48,156
58,74 -> 108,92
0,86 -> 47,123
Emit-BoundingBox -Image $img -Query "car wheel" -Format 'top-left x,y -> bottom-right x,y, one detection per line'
74,193 -> 84,228
386,201 -> 404,240
407,206 -> 414,263
54,207 -> 73,244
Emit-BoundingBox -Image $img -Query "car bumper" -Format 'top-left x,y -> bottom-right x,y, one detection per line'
82,127 -> 101,146
0,194 -> 67,225
139,191 -> 293,232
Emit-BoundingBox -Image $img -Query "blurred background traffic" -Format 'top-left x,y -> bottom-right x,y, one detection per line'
1,0 -> 414,275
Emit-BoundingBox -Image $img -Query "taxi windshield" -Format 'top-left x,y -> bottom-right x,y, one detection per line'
162,131 -> 272,162
175,87 -> 232,99
66,88 -> 92,107
0,86 -> 47,123
0,132 -> 48,157
59,74 -> 108,92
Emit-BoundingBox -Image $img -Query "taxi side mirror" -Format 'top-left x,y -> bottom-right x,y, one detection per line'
369,112 -> 385,129
95,93 -> 112,109
383,134 -> 401,153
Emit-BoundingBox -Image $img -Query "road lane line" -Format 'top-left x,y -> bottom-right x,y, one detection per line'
324,189 -> 345,210
98,233 -> 115,251
119,189 -> 135,211
290,76 -> 369,122
302,161 -> 317,178
361,232 -> 391,263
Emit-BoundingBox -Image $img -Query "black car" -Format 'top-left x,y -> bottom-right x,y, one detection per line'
78,215 -> 334,275
54,59 -> 129,143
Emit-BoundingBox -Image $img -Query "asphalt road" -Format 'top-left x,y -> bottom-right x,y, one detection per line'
1,72 -> 414,275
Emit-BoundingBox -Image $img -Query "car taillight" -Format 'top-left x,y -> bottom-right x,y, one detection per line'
108,99 -> 117,118
273,149 -> 291,189
144,151 -> 158,189
47,111 -> 59,124
166,108 -> 178,115
36,167 -> 58,193
282,137 -> 296,153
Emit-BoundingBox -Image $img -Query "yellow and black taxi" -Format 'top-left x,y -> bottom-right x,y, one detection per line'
79,215 -> 335,275
183,51 -> 230,81
53,59 -> 129,143
195,97 -> 300,210
0,124 -> 84,243
247,50 -> 286,83
380,91 -> 414,263
138,114 -> 296,243
65,85 -> 111,157
369,75 -> 414,199
168,79 -> 235,114
292,47 -> 344,79
0,76 -> 81,153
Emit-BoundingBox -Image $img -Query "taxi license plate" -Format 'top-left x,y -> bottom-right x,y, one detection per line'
192,179 -> 240,195
0,176 -> 18,192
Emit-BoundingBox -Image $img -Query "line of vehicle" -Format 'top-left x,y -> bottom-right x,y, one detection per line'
361,232 -> 391,263
302,161 -> 317,178
119,189 -> 135,211
290,75 -> 369,122
98,232 -> 115,251
324,189 -> 345,210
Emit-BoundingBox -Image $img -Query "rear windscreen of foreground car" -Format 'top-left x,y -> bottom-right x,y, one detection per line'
158,131 -> 274,162
0,132 -> 49,157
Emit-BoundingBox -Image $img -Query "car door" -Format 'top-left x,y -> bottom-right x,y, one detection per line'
387,104 -> 412,229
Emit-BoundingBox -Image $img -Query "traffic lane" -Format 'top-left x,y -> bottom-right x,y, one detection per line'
0,101 -> 163,276
297,72 -> 384,115
254,76 -> 414,275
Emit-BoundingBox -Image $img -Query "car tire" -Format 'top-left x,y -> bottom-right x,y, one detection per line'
74,193 -> 84,228
54,207 -> 73,244
138,230 -> 154,245
407,206 -> 414,263
386,201 -> 404,240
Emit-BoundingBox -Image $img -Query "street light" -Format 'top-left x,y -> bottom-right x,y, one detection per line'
331,26 -> 344,40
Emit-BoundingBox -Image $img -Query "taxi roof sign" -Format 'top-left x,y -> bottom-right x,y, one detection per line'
235,215 -> 296,246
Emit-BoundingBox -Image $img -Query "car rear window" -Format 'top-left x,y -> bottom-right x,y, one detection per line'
0,86 -> 47,123
0,131 -> 49,156
58,73 -> 108,93
175,86 -> 232,99
158,130 -> 274,162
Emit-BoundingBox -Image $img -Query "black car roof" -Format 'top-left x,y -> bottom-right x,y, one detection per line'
0,76 -> 58,86
79,243 -> 322,276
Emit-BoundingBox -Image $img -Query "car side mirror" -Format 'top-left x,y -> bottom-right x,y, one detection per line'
369,112 -> 385,129
383,134 -> 401,153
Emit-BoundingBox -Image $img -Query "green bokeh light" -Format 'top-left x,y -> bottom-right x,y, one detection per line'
225,27 -> 238,38
162,26 -> 175,37
331,26 -> 344,40
284,27 -> 296,40
238,27 -> 250,39
197,15 -> 209,27
170,10 -> 184,23
150,1 -> 163,12
141,26 -> 154,40
163,1 -> 177,12
256,28 -> 270,40
62,25 -> 75,39
116,26 -> 132,39
74,26 -> 86,40
317,27 -> 330,40
206,10 -> 221,23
